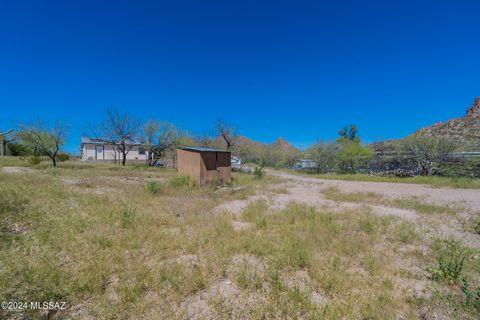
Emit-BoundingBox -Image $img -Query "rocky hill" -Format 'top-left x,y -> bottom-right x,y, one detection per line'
216,135 -> 299,152
271,137 -> 298,152
415,97 -> 480,150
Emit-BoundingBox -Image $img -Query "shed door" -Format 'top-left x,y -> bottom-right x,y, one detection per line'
96,145 -> 104,160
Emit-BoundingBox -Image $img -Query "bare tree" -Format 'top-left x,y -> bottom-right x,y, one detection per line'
0,129 -> 15,156
17,122 -> 68,166
216,120 -> 237,151
95,110 -> 141,166
143,119 -> 179,166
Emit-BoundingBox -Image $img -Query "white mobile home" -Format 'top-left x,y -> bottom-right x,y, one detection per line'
81,137 -> 148,163
292,159 -> 318,170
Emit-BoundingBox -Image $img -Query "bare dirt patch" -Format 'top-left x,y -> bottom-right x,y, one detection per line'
269,170 -> 480,211
1,166 -> 36,174
281,270 -> 327,306
232,221 -> 253,231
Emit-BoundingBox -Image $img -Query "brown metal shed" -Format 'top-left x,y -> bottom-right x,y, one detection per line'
176,147 -> 231,185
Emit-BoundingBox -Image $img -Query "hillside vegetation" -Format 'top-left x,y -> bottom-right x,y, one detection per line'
415,97 -> 480,151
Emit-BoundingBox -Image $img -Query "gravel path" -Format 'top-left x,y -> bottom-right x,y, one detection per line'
215,170 -> 480,249
268,170 -> 480,211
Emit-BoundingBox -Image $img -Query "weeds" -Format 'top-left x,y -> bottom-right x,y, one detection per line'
428,239 -> 468,284
121,205 -> 137,229
28,155 -> 41,165
461,277 -> 480,311
393,198 -> 458,215
394,222 -> 418,244
147,180 -> 162,195
291,170 -> 480,189
322,187 -> 459,215
254,166 -> 265,179
170,175 -> 196,189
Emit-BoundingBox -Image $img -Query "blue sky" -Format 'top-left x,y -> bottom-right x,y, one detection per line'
1,0 -> 479,154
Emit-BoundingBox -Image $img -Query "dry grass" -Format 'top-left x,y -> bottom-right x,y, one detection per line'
322,186 -> 461,215
0,158 -> 479,319
284,169 -> 480,189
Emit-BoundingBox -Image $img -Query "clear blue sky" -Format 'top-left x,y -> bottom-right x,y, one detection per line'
1,0 -> 479,154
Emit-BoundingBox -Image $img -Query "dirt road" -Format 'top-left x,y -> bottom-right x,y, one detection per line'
216,170 -> 480,249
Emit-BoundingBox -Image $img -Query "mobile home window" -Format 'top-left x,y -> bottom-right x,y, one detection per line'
138,147 -> 145,155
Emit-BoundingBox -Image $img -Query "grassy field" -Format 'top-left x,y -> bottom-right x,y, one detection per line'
1,157 -> 479,319
282,169 -> 480,189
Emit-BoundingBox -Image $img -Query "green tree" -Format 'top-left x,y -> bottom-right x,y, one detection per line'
337,141 -> 373,174
338,124 -> 360,143
17,122 -> 68,167
396,136 -> 457,176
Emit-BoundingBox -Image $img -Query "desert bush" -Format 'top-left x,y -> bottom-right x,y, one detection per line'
395,136 -> 457,176
28,155 -> 41,165
121,205 -> 137,229
461,277 -> 480,311
254,165 -> 265,179
147,180 -> 162,195
337,141 -> 373,174
169,175 -> 196,189
429,239 -> 467,284
56,153 -> 70,162
308,142 -> 339,173
6,142 -> 33,156
394,222 -> 418,244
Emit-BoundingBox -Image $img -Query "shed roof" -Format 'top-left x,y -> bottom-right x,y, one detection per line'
178,146 -> 230,153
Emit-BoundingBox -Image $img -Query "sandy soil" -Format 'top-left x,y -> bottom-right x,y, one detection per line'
268,170 -> 480,210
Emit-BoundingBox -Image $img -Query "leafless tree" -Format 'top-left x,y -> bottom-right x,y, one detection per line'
216,120 -> 237,151
0,129 -> 15,156
94,110 -> 141,166
143,119 -> 179,166
17,122 -> 68,166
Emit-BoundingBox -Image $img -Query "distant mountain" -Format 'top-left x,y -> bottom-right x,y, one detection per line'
216,135 -> 299,151
415,97 -> 480,150
371,97 -> 480,152
235,135 -> 263,148
271,137 -> 298,152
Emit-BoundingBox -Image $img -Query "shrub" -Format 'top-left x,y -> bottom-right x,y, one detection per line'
428,239 -> 467,284
169,175 -> 196,189
121,205 -> 137,229
337,141 -> 373,174
254,166 -> 264,179
56,153 -> 70,162
147,180 -> 162,195
461,277 -> 480,311
395,136 -> 457,176
28,156 -> 41,165
308,141 -> 339,173
394,222 -> 418,244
